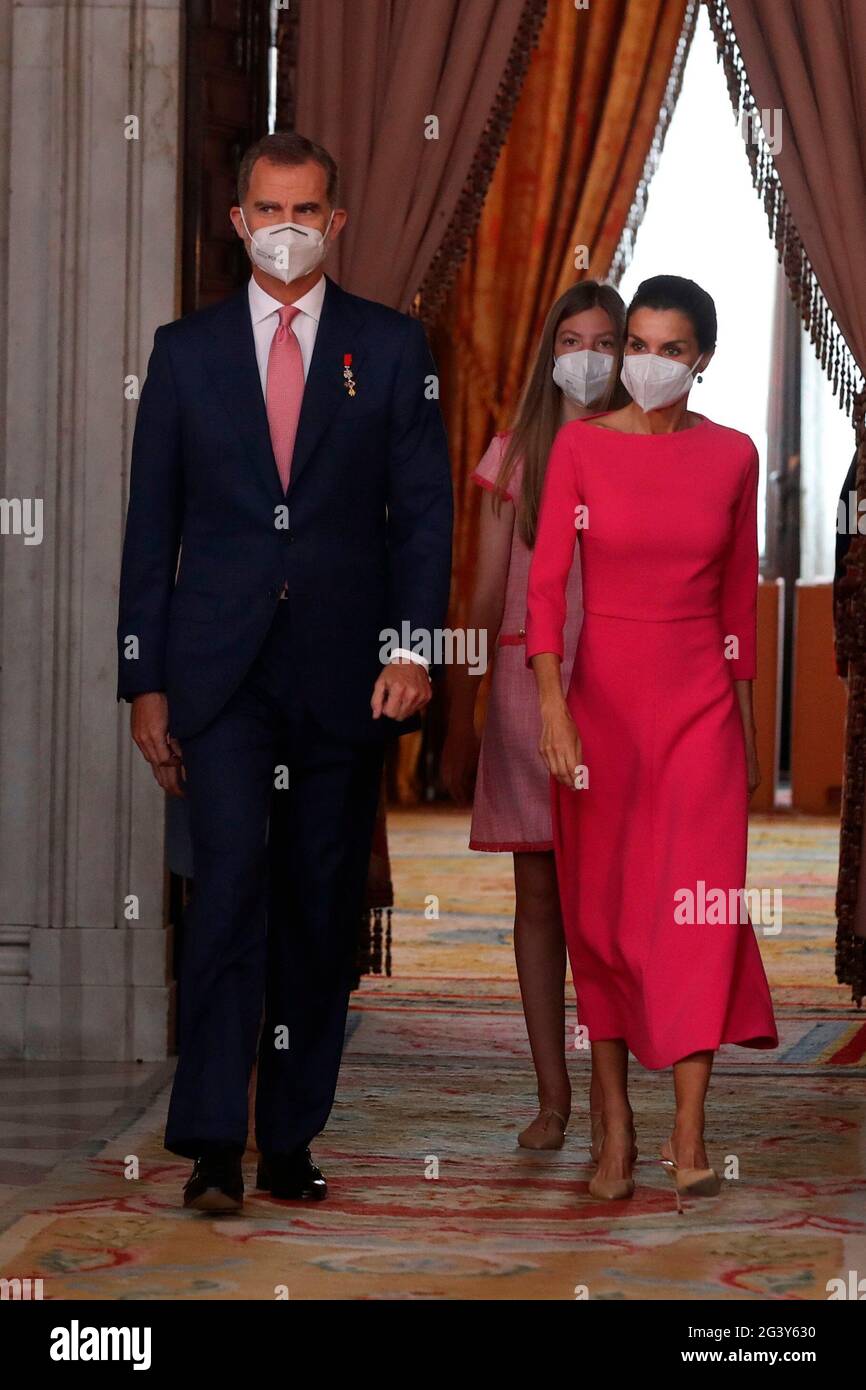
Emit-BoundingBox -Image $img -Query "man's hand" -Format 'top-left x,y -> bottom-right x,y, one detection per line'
131,692 -> 185,797
371,660 -> 432,722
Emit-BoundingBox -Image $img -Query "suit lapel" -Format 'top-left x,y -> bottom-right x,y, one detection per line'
287,275 -> 365,495
201,285 -> 283,501
200,275 -> 366,500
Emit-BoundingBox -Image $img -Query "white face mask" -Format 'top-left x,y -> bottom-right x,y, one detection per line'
239,206 -> 334,285
552,349 -> 613,407
620,352 -> 704,413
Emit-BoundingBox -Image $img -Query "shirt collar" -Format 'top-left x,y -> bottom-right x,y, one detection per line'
247,272 -> 327,326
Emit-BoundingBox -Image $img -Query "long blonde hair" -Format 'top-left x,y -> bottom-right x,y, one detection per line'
494,282 -> 626,548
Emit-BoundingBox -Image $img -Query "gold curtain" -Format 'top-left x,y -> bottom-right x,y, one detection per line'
429,0 -> 696,622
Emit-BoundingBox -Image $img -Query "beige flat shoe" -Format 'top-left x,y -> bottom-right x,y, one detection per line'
517,1107 -> 568,1150
660,1139 -> 721,1213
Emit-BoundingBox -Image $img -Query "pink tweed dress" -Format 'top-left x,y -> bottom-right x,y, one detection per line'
469,432 -> 583,852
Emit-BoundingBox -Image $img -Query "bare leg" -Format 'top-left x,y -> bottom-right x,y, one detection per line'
513,851 -> 572,1135
669,1050 -> 714,1167
590,1039 -> 636,1181
512,852 -> 603,1146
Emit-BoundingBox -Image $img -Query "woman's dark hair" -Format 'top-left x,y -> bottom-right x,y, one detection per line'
495,280 -> 627,548
627,275 -> 717,353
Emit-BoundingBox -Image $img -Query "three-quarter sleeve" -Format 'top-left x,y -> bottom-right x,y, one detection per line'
719,445 -> 759,680
525,425 -> 581,665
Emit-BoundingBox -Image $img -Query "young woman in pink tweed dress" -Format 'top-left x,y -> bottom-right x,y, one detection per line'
443,282 -> 626,1151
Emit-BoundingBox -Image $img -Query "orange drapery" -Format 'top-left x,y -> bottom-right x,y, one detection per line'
428,0 -> 696,621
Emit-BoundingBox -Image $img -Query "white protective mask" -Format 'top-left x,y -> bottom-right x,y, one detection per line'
552,349 -> 613,408
620,352 -> 703,413
239,206 -> 334,284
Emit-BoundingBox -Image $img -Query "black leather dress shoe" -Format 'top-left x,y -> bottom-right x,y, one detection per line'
256,1149 -> 327,1201
183,1151 -> 244,1213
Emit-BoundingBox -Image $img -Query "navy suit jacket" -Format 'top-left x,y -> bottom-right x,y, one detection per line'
117,275 -> 453,742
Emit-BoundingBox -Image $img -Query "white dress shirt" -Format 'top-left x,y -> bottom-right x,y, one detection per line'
246,273 -> 428,674
248,271 -> 325,391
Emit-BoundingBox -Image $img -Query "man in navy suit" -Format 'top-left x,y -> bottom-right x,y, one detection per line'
117,132 -> 453,1211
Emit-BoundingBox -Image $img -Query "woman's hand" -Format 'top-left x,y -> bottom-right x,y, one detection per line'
539,697 -> 583,789
734,682 -> 760,798
441,721 -> 481,805
745,736 -> 761,797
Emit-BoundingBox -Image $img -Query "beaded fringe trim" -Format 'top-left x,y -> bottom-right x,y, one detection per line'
356,907 -> 392,981
705,0 -> 864,418
835,387 -> 866,1005
706,0 -> 866,1002
608,0 -> 699,286
417,0 -> 550,327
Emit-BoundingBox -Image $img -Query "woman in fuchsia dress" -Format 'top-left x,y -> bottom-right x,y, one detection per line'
442,281 -> 626,1152
526,276 -> 777,1203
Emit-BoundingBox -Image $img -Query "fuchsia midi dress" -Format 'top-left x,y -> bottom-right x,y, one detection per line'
469,432 -> 583,851
525,416 -> 778,1068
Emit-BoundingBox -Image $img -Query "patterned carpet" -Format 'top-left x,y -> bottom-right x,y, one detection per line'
1,809 -> 864,1301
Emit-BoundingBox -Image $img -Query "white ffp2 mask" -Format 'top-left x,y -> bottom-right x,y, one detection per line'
239,207 -> 334,284
620,352 -> 703,412
552,349 -> 613,407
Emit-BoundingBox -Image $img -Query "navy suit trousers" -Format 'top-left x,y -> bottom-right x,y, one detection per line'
164,601 -> 385,1159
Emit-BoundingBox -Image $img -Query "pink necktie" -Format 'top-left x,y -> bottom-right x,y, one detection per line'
266,304 -> 305,493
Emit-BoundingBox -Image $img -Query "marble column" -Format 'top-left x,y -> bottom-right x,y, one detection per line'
0,0 -> 182,1058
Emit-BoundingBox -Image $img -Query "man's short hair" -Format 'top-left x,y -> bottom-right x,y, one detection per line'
237,131 -> 340,208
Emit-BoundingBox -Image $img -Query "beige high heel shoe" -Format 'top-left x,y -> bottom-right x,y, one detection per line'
517,1108 -> 568,1150
590,1111 -> 605,1163
660,1139 -> 721,1213
590,1113 -> 638,1164
588,1123 -> 638,1200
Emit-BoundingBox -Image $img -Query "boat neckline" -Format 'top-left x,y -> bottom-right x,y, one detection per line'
578,413 -> 711,438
